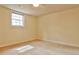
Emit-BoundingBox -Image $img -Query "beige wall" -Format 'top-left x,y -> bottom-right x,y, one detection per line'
1,6 -> 79,47
0,6 -> 37,47
38,7 -> 79,47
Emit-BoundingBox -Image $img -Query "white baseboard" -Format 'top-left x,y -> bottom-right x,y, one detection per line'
0,39 -> 36,47
42,39 -> 79,48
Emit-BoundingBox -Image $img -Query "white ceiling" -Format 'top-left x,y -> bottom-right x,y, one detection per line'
1,4 -> 79,16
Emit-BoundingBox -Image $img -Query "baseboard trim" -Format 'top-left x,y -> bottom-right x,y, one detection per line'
0,39 -> 37,48
42,39 -> 79,48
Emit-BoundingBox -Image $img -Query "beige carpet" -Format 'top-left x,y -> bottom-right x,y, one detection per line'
0,40 -> 79,55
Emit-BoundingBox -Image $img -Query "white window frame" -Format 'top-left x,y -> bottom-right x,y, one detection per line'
11,13 -> 24,27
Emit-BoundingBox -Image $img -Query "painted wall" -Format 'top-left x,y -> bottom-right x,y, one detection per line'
1,6 -> 79,47
38,7 -> 79,47
0,6 -> 37,47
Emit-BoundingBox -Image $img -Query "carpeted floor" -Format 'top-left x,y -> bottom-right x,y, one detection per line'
0,40 -> 79,55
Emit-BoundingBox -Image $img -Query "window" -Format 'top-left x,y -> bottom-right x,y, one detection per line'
12,13 -> 24,26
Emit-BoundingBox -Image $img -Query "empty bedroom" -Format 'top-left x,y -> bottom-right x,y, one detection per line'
0,4 -> 79,55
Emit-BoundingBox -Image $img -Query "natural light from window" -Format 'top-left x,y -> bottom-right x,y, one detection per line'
12,13 -> 24,26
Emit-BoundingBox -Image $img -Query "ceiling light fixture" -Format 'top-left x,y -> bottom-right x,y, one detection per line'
33,4 -> 39,7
